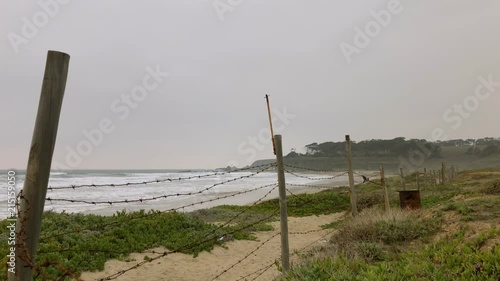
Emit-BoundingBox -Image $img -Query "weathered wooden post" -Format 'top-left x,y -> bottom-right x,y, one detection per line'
433,170 -> 437,186
416,171 -> 420,191
450,165 -> 455,182
424,168 -> 428,189
345,135 -> 358,217
380,165 -> 390,212
11,51 -> 70,281
400,168 -> 406,190
441,162 -> 447,185
274,135 -> 290,272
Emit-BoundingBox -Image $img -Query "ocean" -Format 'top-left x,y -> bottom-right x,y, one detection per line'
0,169 -> 350,219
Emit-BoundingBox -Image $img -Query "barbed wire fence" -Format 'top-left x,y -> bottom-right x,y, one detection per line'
14,133 -> 415,281
9,144 -> 460,280
10,133 -> 365,281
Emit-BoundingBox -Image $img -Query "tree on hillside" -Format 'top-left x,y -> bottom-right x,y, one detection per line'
305,143 -> 319,155
480,144 -> 499,157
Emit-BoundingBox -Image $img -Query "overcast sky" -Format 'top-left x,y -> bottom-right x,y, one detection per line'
1,0 -> 500,169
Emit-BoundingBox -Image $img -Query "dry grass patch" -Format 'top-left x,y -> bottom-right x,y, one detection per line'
328,208 -> 441,261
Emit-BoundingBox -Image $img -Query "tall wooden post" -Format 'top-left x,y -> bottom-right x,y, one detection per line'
416,171 -> 420,191
380,165 -> 390,212
11,51 -> 70,281
274,135 -> 290,272
450,165 -> 455,182
400,168 -> 406,190
433,170 -> 437,186
345,135 -> 358,217
423,168 -> 428,189
441,162 -> 446,185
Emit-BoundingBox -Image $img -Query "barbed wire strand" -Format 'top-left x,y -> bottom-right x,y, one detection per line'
210,232 -> 281,281
283,164 -> 346,173
285,170 -> 349,181
237,223 -> 339,281
235,262 -> 276,281
286,183 -> 339,189
250,261 -> 279,281
289,228 -> 325,235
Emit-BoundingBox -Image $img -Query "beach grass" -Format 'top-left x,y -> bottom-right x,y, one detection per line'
283,227 -> 500,281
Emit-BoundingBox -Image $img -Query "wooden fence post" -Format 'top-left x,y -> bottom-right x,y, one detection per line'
380,165 -> 390,212
416,171 -> 420,191
400,168 -> 406,190
433,170 -> 437,186
11,51 -> 70,281
345,135 -> 358,217
450,165 -> 455,182
274,135 -> 290,272
441,162 -> 446,185
424,168 -> 427,189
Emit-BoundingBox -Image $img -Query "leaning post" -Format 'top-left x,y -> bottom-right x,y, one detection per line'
11,51 -> 70,281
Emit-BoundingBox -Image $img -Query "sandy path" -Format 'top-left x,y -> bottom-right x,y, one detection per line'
80,212 -> 345,281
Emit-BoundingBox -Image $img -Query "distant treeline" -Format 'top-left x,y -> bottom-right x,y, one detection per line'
286,137 -> 500,159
